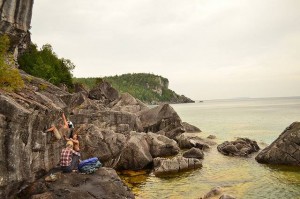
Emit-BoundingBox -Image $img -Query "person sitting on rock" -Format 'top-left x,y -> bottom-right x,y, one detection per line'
64,133 -> 80,152
60,141 -> 81,173
45,112 -> 74,140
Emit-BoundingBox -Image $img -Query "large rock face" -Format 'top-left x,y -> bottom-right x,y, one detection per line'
0,73 -> 71,198
256,122 -> 300,166
0,0 -> 34,56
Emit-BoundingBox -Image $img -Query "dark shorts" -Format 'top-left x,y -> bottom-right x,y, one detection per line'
61,166 -> 72,173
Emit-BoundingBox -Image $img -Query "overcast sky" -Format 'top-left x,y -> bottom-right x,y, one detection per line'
31,0 -> 300,100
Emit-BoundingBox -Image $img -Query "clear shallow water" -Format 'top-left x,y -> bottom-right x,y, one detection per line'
122,97 -> 300,199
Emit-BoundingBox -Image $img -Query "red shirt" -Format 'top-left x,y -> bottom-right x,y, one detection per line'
60,147 -> 80,167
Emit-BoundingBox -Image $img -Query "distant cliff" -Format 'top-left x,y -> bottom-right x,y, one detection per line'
0,0 -> 34,56
74,73 -> 194,104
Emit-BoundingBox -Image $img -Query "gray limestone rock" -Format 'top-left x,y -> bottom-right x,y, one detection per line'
256,122 -> 300,166
153,156 -> 202,175
218,138 -> 260,157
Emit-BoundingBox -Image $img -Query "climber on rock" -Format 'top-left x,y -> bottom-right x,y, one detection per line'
45,112 -> 74,140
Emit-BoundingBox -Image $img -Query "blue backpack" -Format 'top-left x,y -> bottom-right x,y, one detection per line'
78,157 -> 102,174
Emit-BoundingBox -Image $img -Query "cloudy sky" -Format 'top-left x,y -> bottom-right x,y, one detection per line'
31,0 -> 300,100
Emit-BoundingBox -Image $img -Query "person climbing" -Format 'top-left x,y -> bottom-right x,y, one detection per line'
45,112 -> 74,140
60,140 -> 81,173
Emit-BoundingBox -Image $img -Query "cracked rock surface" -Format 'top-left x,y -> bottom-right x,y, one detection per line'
256,122 -> 300,166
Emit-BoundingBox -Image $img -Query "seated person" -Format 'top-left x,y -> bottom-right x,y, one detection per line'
45,113 -> 74,140
60,141 -> 80,173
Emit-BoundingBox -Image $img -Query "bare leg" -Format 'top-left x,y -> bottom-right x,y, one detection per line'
45,125 -> 56,133
45,125 -> 62,140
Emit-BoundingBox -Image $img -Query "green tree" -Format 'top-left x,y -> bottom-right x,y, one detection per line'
0,35 -> 24,91
18,43 -> 75,89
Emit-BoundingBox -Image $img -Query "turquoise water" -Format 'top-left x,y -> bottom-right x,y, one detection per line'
125,97 -> 300,199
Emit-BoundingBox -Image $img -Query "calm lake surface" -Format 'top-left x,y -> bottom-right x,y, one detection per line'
123,97 -> 300,199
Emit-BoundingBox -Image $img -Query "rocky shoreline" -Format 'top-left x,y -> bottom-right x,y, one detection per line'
1,71 -> 300,199
0,71 -> 204,198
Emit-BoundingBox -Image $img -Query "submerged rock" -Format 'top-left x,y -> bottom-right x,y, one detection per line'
217,138 -> 260,157
219,194 -> 236,199
153,156 -> 202,175
201,186 -> 222,199
256,122 -> 300,166
207,135 -> 216,139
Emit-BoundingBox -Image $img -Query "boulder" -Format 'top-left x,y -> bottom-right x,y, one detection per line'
110,92 -> 149,114
77,124 -> 127,166
176,133 -> 216,150
116,132 -> 153,170
256,122 -> 300,166
153,156 -> 202,175
145,132 -> 180,158
20,168 -> 134,199
182,122 -> 201,133
183,147 -> 204,159
138,104 -> 185,139
217,138 -> 260,157
88,81 -> 119,104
